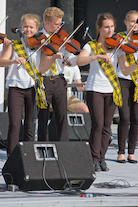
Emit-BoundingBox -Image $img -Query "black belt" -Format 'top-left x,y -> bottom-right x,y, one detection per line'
44,74 -> 64,80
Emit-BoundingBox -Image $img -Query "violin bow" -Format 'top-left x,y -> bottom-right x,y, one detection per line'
0,15 -> 9,26
59,20 -> 84,50
16,21 -> 65,70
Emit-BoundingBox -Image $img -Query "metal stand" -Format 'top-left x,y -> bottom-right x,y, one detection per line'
87,31 -> 93,41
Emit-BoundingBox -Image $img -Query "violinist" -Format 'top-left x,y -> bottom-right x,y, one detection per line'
37,7 -> 78,141
116,10 -> 138,164
76,13 -> 138,172
0,13 -> 42,157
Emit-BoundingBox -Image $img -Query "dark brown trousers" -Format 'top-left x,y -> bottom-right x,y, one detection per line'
38,75 -> 69,141
118,78 -> 138,154
7,87 -> 35,156
86,91 -> 116,162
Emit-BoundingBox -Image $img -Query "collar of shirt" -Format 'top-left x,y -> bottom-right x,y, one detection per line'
39,28 -> 49,38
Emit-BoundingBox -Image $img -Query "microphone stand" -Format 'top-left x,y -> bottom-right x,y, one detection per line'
87,31 -> 93,41
19,32 -> 47,141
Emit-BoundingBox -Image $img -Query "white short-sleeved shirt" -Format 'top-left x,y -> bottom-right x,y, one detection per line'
64,65 -> 81,95
6,48 -> 41,89
83,43 -> 124,93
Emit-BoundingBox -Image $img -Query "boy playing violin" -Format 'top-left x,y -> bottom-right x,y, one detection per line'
37,7 -> 78,141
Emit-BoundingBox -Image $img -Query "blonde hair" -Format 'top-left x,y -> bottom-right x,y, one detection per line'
20,13 -> 41,29
95,12 -> 116,42
43,7 -> 64,23
125,10 -> 138,21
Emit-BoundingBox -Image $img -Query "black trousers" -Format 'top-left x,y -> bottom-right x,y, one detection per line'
38,75 -> 69,141
7,87 -> 35,156
86,91 -> 116,162
118,78 -> 138,154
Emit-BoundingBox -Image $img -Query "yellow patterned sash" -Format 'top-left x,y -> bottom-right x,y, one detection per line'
118,32 -> 138,102
88,40 -> 122,107
48,35 -> 57,74
11,39 -> 47,109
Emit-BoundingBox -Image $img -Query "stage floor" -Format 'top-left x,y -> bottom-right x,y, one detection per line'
0,124 -> 138,207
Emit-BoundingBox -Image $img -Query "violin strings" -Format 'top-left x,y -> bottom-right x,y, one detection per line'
59,20 -> 84,50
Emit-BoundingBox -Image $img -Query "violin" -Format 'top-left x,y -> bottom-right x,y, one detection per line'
0,33 -> 7,44
28,29 -> 81,55
106,33 -> 138,54
28,32 -> 47,48
106,34 -> 123,49
51,29 -> 81,55
132,30 -> 138,40
29,34 -> 71,66
17,20 -> 84,70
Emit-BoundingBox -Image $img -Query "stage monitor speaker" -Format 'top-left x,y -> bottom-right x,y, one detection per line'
2,141 -> 95,191
48,112 -> 91,141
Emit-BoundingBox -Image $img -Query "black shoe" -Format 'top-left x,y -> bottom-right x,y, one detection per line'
93,161 -> 101,172
117,159 -> 126,163
127,158 -> 137,163
117,154 -> 126,163
100,161 -> 109,171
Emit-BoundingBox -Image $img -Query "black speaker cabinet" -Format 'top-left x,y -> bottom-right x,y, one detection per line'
2,141 -> 95,191
49,112 -> 91,141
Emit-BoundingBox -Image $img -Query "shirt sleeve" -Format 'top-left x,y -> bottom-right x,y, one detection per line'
83,43 -> 91,54
117,49 -> 124,57
73,66 -> 81,80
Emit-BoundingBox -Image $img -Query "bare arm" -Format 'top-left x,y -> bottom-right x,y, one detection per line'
76,48 -> 111,66
0,44 -> 26,67
74,79 -> 87,92
118,53 -> 138,76
39,51 -> 63,74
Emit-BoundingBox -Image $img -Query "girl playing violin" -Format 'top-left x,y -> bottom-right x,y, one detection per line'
0,13 -> 42,157
116,10 -> 138,164
77,12 -> 138,172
